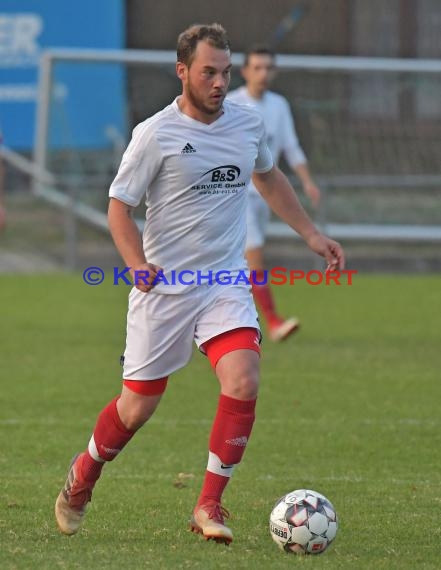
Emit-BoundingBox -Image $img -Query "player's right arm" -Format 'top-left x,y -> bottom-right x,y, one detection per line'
108,198 -> 161,293
108,121 -> 164,292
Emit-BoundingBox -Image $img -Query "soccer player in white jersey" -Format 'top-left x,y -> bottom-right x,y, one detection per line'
55,24 -> 344,544
228,45 -> 321,341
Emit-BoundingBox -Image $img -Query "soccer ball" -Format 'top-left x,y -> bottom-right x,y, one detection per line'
269,489 -> 338,554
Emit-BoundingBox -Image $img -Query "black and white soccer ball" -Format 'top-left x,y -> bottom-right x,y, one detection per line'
269,489 -> 338,554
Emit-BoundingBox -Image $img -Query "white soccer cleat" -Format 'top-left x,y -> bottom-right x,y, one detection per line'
268,317 -> 300,342
190,500 -> 233,544
55,453 -> 94,535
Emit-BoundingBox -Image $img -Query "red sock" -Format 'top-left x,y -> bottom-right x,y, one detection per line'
78,397 -> 136,484
251,270 -> 279,327
197,394 -> 256,506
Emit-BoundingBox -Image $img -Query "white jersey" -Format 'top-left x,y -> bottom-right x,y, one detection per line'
227,86 -> 306,195
109,97 -> 273,294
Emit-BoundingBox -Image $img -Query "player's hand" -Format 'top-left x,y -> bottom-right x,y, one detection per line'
131,262 -> 163,293
305,232 -> 345,271
303,181 -> 321,208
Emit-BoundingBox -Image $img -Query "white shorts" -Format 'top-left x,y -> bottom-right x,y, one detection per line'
246,191 -> 271,250
122,283 -> 260,380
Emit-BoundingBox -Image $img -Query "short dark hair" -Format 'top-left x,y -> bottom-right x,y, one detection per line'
177,23 -> 230,67
243,44 -> 275,67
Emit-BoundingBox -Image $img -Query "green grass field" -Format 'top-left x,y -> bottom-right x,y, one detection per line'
1,274 -> 440,569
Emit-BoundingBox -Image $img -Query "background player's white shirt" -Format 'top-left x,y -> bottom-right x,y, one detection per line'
227,86 -> 306,195
109,97 -> 273,293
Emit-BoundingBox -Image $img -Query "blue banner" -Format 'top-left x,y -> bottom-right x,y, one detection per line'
0,0 -> 125,150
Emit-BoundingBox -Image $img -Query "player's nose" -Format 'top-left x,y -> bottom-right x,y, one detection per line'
213,73 -> 227,89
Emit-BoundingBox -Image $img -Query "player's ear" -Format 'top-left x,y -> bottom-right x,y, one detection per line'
176,61 -> 187,81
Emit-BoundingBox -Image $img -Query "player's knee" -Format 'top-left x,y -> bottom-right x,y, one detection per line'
226,371 -> 259,400
215,345 -> 260,400
121,406 -> 155,431
118,390 -> 163,431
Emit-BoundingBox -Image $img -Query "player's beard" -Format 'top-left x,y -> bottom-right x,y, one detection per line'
186,79 -> 225,116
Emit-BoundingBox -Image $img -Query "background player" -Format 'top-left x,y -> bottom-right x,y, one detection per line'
228,45 -> 321,341
55,24 -> 344,544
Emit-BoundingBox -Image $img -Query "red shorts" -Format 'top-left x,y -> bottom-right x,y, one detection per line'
123,377 -> 168,396
202,327 -> 261,369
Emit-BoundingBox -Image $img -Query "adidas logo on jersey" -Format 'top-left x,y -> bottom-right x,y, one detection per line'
181,142 -> 196,154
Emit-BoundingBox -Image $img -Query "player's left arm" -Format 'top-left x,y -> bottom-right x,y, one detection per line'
292,163 -> 321,209
280,99 -> 321,208
252,165 -> 344,270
